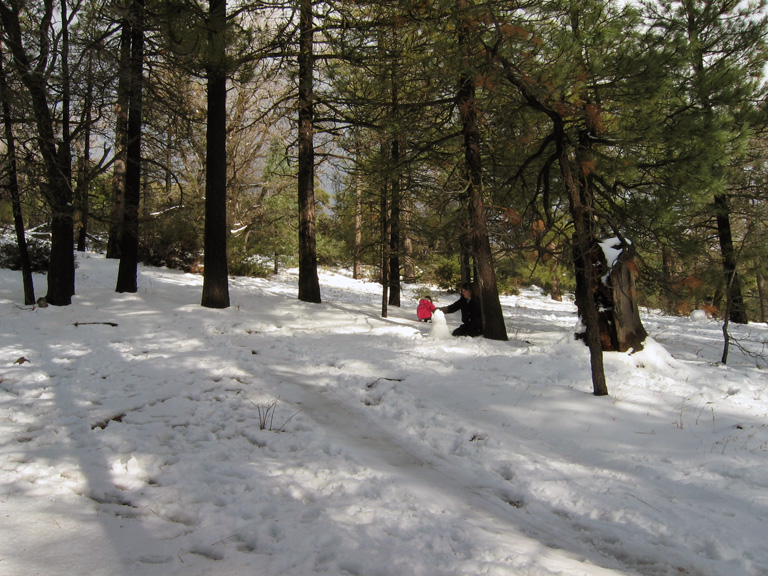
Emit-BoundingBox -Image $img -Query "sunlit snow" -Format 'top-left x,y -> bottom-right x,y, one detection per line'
1,253 -> 767,576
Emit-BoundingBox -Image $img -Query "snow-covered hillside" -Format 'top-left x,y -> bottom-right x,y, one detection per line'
1,253 -> 766,576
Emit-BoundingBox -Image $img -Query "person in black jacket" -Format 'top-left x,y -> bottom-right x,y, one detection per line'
440,282 -> 483,337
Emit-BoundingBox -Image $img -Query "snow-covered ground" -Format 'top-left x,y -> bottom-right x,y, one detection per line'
1,253 -> 767,576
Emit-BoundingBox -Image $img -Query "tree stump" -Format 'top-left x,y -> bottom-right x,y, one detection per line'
576,238 -> 647,352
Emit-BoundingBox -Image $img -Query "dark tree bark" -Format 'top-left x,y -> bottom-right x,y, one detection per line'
59,0 -> 75,299
201,0 -> 230,309
561,152 -> 608,396
569,129 -> 608,394
661,244 -> 677,314
387,46 -> 401,307
550,260 -> 562,302
75,69 -> 93,253
0,49 -> 35,305
380,148 -> 389,318
388,135 -> 401,307
459,235 -> 472,287
107,18 -> 132,259
609,245 -> 647,352
714,194 -> 748,324
456,3 -> 507,341
0,0 -> 74,305
353,164 -> 363,280
297,0 -> 321,303
402,205 -> 415,284
116,0 -> 145,293
75,146 -> 91,252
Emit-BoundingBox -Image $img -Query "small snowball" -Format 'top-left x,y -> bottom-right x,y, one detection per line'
690,309 -> 709,322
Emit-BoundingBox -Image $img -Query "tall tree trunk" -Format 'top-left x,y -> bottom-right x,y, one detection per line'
757,272 -> 767,324
201,0 -> 230,309
353,165 -> 363,280
297,0 -> 321,303
456,3 -> 507,341
0,0 -> 75,305
388,136 -> 401,307
75,135 -> 90,252
75,71 -> 93,253
459,235 -> 472,286
116,0 -> 145,293
0,50 -> 35,305
60,0 -> 75,297
165,130 -> 173,199
402,201 -> 415,284
560,137 -> 608,396
661,244 -> 676,314
107,17 -> 131,259
550,266 -> 562,302
491,26 -> 605,392
380,145 -> 389,318
714,194 -> 748,324
387,44 -> 401,307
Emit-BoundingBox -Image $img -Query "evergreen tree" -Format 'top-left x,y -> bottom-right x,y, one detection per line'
484,0 -> 660,393
107,13 -> 132,259
645,0 -> 768,324
455,0 -> 508,341
0,0 -> 76,305
0,46 -> 35,304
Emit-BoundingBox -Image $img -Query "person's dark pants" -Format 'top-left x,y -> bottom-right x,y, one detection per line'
452,324 -> 482,337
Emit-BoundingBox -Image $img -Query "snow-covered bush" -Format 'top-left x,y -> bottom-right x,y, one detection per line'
0,237 -> 51,272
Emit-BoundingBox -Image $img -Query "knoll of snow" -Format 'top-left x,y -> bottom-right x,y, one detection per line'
1,253 -> 767,576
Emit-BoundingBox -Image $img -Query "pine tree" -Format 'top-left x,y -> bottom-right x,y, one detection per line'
455,0 -> 508,341
0,0 -> 75,305
107,15 -> 131,259
648,0 -> 768,324
0,47 -> 35,304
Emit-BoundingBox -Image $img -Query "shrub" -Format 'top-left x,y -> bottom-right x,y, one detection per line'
495,274 -> 522,296
421,255 -> 461,290
139,210 -> 201,272
0,237 -> 51,272
411,286 -> 434,300
229,256 -> 274,278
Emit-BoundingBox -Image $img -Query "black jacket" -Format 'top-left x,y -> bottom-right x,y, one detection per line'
442,295 -> 482,335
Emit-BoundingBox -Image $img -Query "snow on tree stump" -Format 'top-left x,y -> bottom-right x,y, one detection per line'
576,238 -> 647,353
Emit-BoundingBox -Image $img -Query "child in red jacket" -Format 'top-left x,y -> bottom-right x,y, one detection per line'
417,296 -> 437,322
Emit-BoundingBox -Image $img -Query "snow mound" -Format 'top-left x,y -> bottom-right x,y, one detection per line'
628,337 -> 682,373
690,309 -> 710,322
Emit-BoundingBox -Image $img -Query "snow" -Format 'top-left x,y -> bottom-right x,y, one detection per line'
691,309 -> 712,322
429,309 -> 451,339
598,237 -> 624,269
1,253 -> 767,576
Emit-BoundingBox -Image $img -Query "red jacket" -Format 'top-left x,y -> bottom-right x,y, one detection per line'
417,298 -> 437,320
